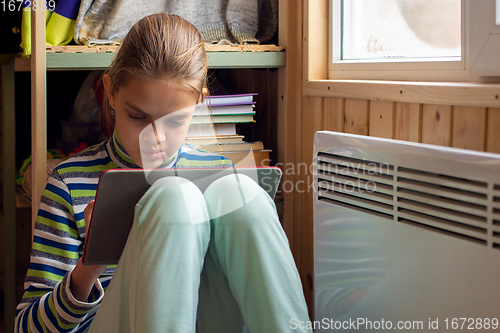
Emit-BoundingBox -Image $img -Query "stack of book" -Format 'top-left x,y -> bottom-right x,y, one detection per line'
186,93 -> 271,167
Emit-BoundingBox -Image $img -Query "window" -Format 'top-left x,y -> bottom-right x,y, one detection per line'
329,0 -> 500,81
468,0 -> 500,76
341,0 -> 461,61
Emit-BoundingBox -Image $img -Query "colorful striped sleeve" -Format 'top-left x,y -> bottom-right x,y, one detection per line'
15,170 -> 104,333
174,144 -> 234,168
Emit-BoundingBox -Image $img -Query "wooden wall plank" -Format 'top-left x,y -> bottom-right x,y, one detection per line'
278,0 -> 302,253
268,70 -> 279,165
239,69 -> 257,94
32,1 -> 48,233
452,106 -> 486,151
302,97 -> 323,166
277,65 -> 294,237
229,69 -> 241,93
323,97 -> 344,132
287,0 -> 304,287
421,104 -> 453,146
369,101 -> 395,139
395,102 -> 422,142
294,85 -> 305,308
305,0 -> 328,80
300,96 -> 323,313
344,99 -> 369,135
486,108 -> 500,153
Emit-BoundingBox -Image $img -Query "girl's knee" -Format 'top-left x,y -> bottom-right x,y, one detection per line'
137,176 -> 209,225
204,174 -> 276,223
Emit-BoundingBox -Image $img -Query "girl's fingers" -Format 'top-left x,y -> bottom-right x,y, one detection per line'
84,200 -> 95,235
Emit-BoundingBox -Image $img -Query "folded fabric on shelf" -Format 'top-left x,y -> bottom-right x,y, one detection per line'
73,0 -> 277,46
21,0 -> 82,57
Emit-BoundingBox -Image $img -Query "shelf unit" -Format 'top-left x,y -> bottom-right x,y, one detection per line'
14,45 -> 286,71
1,9 -> 286,332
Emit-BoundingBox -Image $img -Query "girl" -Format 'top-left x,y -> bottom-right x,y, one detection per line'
15,13 -> 311,333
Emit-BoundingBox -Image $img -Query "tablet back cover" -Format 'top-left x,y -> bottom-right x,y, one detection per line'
83,171 -> 150,265
83,167 -> 281,265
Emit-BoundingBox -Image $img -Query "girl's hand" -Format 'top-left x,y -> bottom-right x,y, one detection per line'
82,200 -> 107,274
84,200 -> 95,238
70,200 -> 107,302
81,200 -> 107,274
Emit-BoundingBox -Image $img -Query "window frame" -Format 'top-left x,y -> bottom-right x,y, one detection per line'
302,0 -> 500,108
327,0 -> 500,82
468,0 -> 500,76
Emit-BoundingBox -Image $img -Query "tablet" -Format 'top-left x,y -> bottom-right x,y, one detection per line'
82,167 -> 282,266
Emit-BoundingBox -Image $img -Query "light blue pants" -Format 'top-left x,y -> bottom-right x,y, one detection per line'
88,174 -> 311,333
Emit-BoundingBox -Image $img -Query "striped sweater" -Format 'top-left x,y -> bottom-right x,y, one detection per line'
15,132 -> 232,333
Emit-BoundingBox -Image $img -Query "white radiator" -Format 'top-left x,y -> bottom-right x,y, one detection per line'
312,131 -> 500,332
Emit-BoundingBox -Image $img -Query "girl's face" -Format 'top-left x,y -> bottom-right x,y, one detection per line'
104,75 -> 199,168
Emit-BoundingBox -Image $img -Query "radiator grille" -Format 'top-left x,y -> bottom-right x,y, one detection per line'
315,151 -> 499,249
492,185 -> 500,248
317,152 -> 395,220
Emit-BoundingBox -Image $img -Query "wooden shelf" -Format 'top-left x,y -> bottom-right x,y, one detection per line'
15,44 -> 286,71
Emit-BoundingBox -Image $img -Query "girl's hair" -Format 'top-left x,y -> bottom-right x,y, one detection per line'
102,13 -> 207,136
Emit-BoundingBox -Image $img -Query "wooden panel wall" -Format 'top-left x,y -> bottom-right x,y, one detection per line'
487,108 -> 500,153
291,95 -> 500,317
281,0 -> 500,322
314,98 -> 500,151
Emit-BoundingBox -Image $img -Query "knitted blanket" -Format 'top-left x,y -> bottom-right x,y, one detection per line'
73,0 -> 277,46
